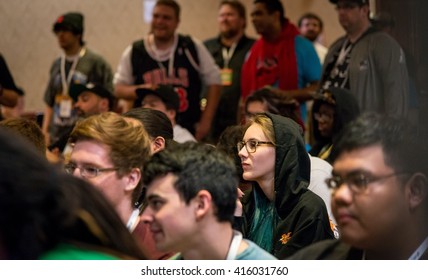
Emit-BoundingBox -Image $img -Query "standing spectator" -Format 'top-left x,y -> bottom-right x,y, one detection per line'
42,12 -> 113,147
241,0 -> 321,125
298,13 -> 328,63
237,113 -> 334,259
0,53 -> 21,119
321,0 -> 409,117
114,0 -> 221,141
204,0 -> 255,140
289,113 -> 428,259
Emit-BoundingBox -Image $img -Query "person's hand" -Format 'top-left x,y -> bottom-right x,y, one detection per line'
195,118 -> 211,141
137,83 -> 155,90
43,131 -> 51,147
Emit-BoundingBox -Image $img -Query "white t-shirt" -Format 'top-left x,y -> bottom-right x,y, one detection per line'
314,41 -> 328,64
114,34 -> 221,86
173,124 -> 196,143
309,155 -> 335,224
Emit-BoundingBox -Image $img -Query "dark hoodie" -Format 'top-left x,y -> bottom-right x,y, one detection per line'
241,113 -> 334,259
309,87 -> 360,161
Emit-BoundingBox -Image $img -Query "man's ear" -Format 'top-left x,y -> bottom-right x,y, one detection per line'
99,98 -> 109,112
406,173 -> 428,211
152,136 -> 166,153
125,168 -> 142,192
193,190 -> 212,220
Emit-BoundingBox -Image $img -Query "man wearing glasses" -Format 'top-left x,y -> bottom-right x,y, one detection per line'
321,0 -> 409,117
65,112 -> 173,259
66,112 -> 151,225
289,113 -> 428,259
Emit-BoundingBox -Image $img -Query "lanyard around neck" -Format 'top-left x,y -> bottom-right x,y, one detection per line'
408,236 -> 428,260
60,48 -> 85,96
148,34 -> 177,78
126,208 -> 141,232
225,230 -> 243,260
222,42 -> 237,68
336,39 -> 352,66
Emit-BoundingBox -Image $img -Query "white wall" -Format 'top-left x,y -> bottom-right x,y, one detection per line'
0,0 -> 342,112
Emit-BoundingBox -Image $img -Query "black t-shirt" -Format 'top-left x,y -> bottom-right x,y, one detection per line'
321,40 -> 354,90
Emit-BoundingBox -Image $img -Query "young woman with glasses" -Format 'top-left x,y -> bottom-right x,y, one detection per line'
237,113 -> 334,259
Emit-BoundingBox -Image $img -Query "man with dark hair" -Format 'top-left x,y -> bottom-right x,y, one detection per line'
138,85 -> 196,143
141,142 -> 276,259
114,0 -> 221,141
42,12 -> 113,148
48,82 -> 115,157
298,12 -> 328,63
123,107 -> 174,153
289,113 -> 428,259
70,83 -> 114,118
320,0 -> 409,117
241,0 -> 321,131
204,0 -> 255,140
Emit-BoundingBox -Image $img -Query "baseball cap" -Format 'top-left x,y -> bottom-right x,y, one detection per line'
136,85 -> 180,112
69,83 -> 113,105
53,12 -> 84,34
329,0 -> 369,5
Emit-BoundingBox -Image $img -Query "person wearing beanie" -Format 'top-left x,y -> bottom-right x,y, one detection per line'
203,0 -> 256,142
42,12 -> 114,152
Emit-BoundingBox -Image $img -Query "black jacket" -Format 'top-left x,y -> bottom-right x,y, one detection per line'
309,87 -> 360,161
288,239 -> 428,260
242,113 -> 334,259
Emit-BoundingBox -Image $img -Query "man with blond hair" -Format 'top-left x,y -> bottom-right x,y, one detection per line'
67,112 -> 172,259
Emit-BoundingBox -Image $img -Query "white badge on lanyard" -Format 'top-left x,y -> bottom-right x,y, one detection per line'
59,97 -> 73,118
220,43 -> 237,86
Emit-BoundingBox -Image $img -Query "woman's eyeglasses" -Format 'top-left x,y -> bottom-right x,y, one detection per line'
237,139 -> 274,153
